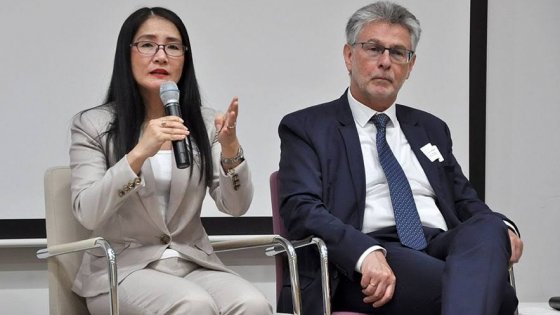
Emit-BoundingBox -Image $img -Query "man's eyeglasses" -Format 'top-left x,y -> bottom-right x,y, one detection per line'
130,41 -> 188,57
353,42 -> 414,64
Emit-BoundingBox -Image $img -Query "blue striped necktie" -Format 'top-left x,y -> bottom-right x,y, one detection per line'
371,113 -> 427,250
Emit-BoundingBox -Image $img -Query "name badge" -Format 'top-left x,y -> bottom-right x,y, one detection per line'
420,143 -> 444,162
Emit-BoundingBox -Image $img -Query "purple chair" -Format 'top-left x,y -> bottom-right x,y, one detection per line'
270,171 -> 368,315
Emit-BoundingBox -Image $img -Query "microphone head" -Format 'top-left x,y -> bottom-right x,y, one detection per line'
160,81 -> 180,106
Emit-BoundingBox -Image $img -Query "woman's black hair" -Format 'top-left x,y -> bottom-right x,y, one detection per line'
95,7 -> 212,185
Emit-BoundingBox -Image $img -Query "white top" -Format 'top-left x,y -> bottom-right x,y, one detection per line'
149,150 -> 183,260
149,150 -> 173,220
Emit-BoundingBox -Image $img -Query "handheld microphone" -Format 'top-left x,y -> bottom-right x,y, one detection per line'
160,81 -> 190,169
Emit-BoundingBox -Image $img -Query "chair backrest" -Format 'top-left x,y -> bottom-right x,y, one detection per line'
44,166 -> 90,315
269,170 -> 286,303
270,171 -> 287,237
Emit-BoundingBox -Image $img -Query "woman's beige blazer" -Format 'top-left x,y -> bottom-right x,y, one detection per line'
69,105 -> 253,297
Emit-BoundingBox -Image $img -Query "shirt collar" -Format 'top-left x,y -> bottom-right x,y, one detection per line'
347,89 -> 398,128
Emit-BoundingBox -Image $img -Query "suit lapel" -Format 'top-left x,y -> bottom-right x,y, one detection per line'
136,159 -> 169,232
336,94 -> 366,227
167,162 -> 190,223
396,105 -> 443,194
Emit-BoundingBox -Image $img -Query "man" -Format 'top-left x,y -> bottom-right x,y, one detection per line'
277,2 -> 523,315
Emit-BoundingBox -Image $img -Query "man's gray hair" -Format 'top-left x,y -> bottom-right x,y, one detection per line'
346,1 -> 421,51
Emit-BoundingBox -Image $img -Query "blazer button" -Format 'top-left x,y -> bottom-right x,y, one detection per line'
160,234 -> 171,245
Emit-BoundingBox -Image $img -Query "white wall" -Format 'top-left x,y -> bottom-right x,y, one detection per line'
0,247 -> 48,314
487,0 -> 560,302
1,0 -> 558,310
6,0 -> 558,312
0,0 -> 470,220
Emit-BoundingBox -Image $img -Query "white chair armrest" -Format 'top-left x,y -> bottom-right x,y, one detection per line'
36,237 -> 104,259
36,237 -> 119,315
211,235 -> 278,251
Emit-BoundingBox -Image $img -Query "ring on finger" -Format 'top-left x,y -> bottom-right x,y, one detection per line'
161,121 -> 167,127
227,123 -> 236,129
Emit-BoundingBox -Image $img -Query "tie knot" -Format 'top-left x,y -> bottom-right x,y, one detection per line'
371,113 -> 389,130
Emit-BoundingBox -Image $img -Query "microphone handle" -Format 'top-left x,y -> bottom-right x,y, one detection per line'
164,103 -> 191,169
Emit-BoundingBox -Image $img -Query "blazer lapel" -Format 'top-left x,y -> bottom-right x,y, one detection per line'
396,105 -> 443,194
167,162 -> 190,223
136,159 -> 169,232
336,94 -> 366,228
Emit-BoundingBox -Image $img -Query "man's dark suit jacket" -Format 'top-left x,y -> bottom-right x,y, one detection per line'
277,91 -> 517,314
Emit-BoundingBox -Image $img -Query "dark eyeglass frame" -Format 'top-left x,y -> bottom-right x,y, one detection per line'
353,42 -> 414,64
130,41 -> 188,57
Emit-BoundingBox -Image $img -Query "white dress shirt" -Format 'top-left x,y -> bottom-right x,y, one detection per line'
347,91 -> 448,271
347,92 -> 448,233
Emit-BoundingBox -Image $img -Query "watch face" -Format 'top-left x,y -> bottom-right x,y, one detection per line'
221,146 -> 244,165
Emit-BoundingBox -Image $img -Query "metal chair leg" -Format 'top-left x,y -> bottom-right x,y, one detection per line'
265,235 -> 330,315
312,237 -> 331,315
273,236 -> 302,315
98,239 -> 119,315
509,266 -> 518,315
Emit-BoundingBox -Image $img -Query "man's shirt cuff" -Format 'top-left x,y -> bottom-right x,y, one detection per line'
355,246 -> 387,272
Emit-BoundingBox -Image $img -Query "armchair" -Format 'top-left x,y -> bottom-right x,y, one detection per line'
36,166 -> 118,315
36,166 -> 309,315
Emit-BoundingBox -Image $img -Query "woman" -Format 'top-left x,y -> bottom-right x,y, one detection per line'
70,7 -> 272,315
